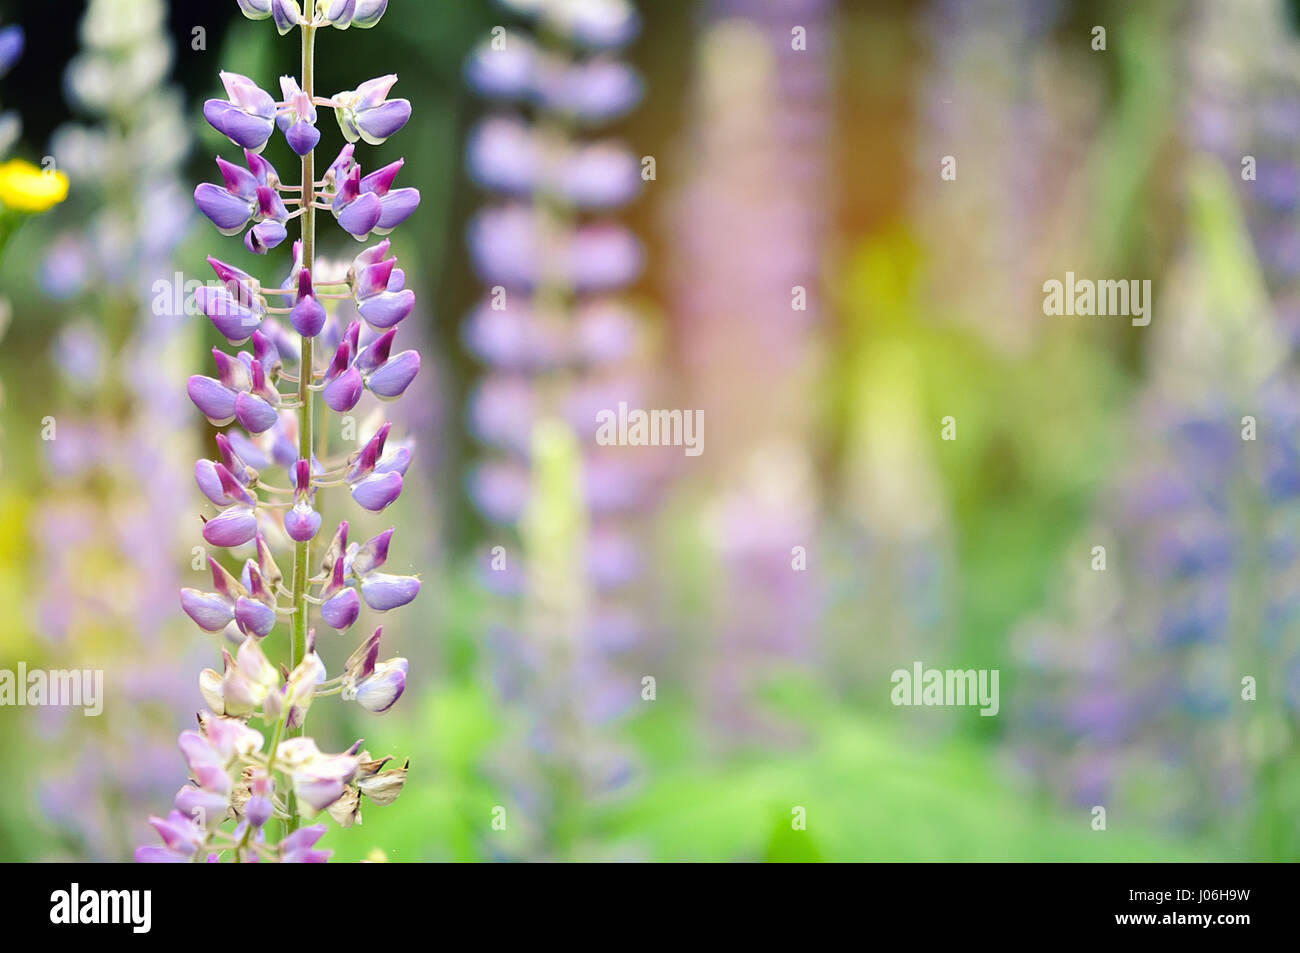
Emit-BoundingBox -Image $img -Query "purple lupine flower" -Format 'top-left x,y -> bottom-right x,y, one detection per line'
333,74 -> 411,145
194,151 -> 290,253
352,241 -> 416,328
360,159 -> 421,232
140,2 -> 417,863
194,283 -> 265,343
316,519 -> 420,616
358,328 -> 421,399
289,268 -> 326,336
321,561 -> 362,629
181,557 -> 245,631
345,423 -> 408,511
277,75 -> 320,156
331,163 -> 383,238
234,563 -> 278,637
284,459 -> 321,542
340,627 -> 407,712
203,71 -> 276,151
202,504 -> 259,548
352,658 -> 407,712
322,332 -> 364,412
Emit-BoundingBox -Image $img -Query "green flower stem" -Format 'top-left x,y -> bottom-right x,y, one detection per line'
287,20 -> 318,834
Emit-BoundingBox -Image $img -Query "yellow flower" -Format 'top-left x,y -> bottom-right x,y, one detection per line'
0,159 -> 69,213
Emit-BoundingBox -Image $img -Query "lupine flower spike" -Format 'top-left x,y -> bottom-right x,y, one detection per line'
139,0 -> 418,863
463,0 -> 649,858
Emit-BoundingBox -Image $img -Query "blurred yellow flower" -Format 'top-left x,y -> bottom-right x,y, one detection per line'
0,159 -> 69,213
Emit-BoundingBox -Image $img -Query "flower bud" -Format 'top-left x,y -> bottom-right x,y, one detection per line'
351,528 -> 393,576
285,501 -> 321,542
290,268 -> 326,337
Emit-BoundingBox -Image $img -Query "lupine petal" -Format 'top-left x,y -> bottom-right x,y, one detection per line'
352,0 -> 388,28
336,192 -> 382,238
352,528 -> 393,575
284,119 -> 320,156
194,459 -> 227,505
194,182 -> 254,233
356,328 -> 396,373
366,349 -> 419,398
149,811 -> 202,854
361,572 -> 421,608
188,376 -> 237,425
323,366 -> 364,412
359,572 -> 420,611
359,159 -> 404,196
357,288 -> 414,329
351,470 -> 403,511
216,156 -> 259,198
322,0 -> 357,28
174,785 -> 229,820
235,595 -> 277,637
203,101 -> 274,150
271,0 -> 300,34
234,392 -> 279,433
374,444 -> 410,476
284,502 -> 322,542
355,256 -> 395,297
290,293 -> 326,337
181,588 -> 235,631
354,658 -> 407,712
321,587 -> 360,630
134,845 -> 187,864
374,187 -> 420,231
237,0 -> 273,19
245,220 -> 288,255
203,506 -> 259,548
354,74 -> 399,108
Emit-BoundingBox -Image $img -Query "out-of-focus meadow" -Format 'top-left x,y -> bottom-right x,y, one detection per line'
0,0 -> 1297,861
